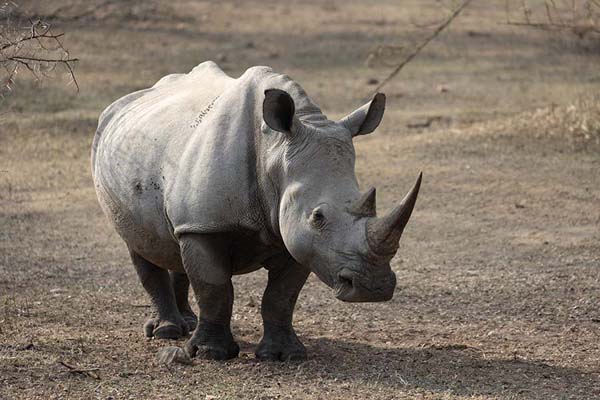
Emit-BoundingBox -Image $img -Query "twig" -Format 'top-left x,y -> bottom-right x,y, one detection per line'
0,27 -> 63,52
59,360 -> 101,379
365,44 -> 405,68
6,55 -> 78,63
504,0 -> 600,38
371,0 -> 474,95
502,20 -> 599,32
162,361 -> 174,376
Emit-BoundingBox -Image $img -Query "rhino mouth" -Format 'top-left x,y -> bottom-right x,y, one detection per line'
334,273 -> 358,301
334,268 -> 396,303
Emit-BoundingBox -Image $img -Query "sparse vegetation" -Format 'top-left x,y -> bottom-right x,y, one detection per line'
0,1 -> 77,97
505,0 -> 600,38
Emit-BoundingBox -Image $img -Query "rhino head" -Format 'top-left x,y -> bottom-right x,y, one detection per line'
262,89 -> 421,302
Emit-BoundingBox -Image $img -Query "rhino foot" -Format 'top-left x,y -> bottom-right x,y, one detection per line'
184,337 -> 239,360
256,323 -> 307,362
181,310 -> 198,332
144,317 -> 189,340
184,320 -> 239,360
185,341 -> 239,360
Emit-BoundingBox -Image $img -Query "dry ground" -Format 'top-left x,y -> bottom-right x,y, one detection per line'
1,1 -> 599,399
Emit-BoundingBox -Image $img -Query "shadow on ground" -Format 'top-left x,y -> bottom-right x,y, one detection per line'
291,337 -> 598,398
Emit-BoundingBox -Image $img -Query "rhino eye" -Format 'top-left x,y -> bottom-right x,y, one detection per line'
310,208 -> 326,229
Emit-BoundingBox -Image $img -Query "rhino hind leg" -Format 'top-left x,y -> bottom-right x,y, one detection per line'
170,271 -> 198,331
129,249 -> 189,339
179,234 -> 240,360
256,255 -> 310,361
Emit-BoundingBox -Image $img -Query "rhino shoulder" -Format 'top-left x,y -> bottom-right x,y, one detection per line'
239,65 -> 274,81
189,60 -> 229,77
152,73 -> 186,88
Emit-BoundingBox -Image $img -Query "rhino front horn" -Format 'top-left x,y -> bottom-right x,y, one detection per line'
367,172 -> 422,255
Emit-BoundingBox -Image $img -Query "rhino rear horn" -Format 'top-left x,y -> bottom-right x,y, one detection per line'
367,172 -> 422,255
349,187 -> 376,217
263,89 -> 295,133
339,93 -> 386,137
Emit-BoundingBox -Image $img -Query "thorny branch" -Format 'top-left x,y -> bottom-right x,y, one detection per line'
504,0 -> 600,38
370,0 -> 473,95
0,2 -> 78,96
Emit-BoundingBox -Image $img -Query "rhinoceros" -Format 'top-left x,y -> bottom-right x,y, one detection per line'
91,61 -> 421,361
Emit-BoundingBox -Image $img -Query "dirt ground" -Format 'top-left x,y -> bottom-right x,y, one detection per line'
1,1 -> 599,399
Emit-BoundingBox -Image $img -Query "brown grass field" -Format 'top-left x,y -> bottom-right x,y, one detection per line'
1,1 -> 599,399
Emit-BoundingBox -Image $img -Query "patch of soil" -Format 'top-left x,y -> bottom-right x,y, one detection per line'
1,1 -> 599,399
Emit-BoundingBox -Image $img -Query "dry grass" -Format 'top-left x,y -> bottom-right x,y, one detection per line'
451,94 -> 600,153
1,1 -> 600,399
505,0 -> 600,38
497,95 -> 600,147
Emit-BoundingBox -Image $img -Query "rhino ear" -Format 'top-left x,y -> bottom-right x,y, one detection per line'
339,93 -> 386,137
263,89 -> 295,133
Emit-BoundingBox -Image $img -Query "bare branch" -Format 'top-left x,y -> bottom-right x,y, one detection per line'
7,55 -> 78,63
370,0 -> 473,95
0,2 -> 78,97
504,0 -> 600,38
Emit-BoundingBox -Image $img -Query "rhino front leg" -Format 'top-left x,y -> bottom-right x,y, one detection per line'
129,249 -> 189,339
179,234 -> 239,360
256,254 -> 310,361
170,271 -> 198,332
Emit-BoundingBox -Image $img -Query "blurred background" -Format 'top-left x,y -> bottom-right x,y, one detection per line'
1,1 -> 599,399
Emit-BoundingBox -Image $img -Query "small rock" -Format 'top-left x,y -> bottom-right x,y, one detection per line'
50,288 -> 66,297
216,53 -> 227,62
515,203 -> 526,209
406,116 -> 442,129
437,84 -> 449,93
156,346 -> 193,366
367,78 -> 379,85
467,30 -> 491,38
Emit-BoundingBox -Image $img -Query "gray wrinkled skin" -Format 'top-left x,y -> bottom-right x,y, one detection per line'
91,62 -> 420,361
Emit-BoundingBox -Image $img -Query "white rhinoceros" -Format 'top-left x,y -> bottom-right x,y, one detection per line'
92,61 -> 421,361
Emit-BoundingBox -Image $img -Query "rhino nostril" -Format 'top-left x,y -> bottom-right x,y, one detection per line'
338,274 -> 353,288
337,269 -> 357,288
